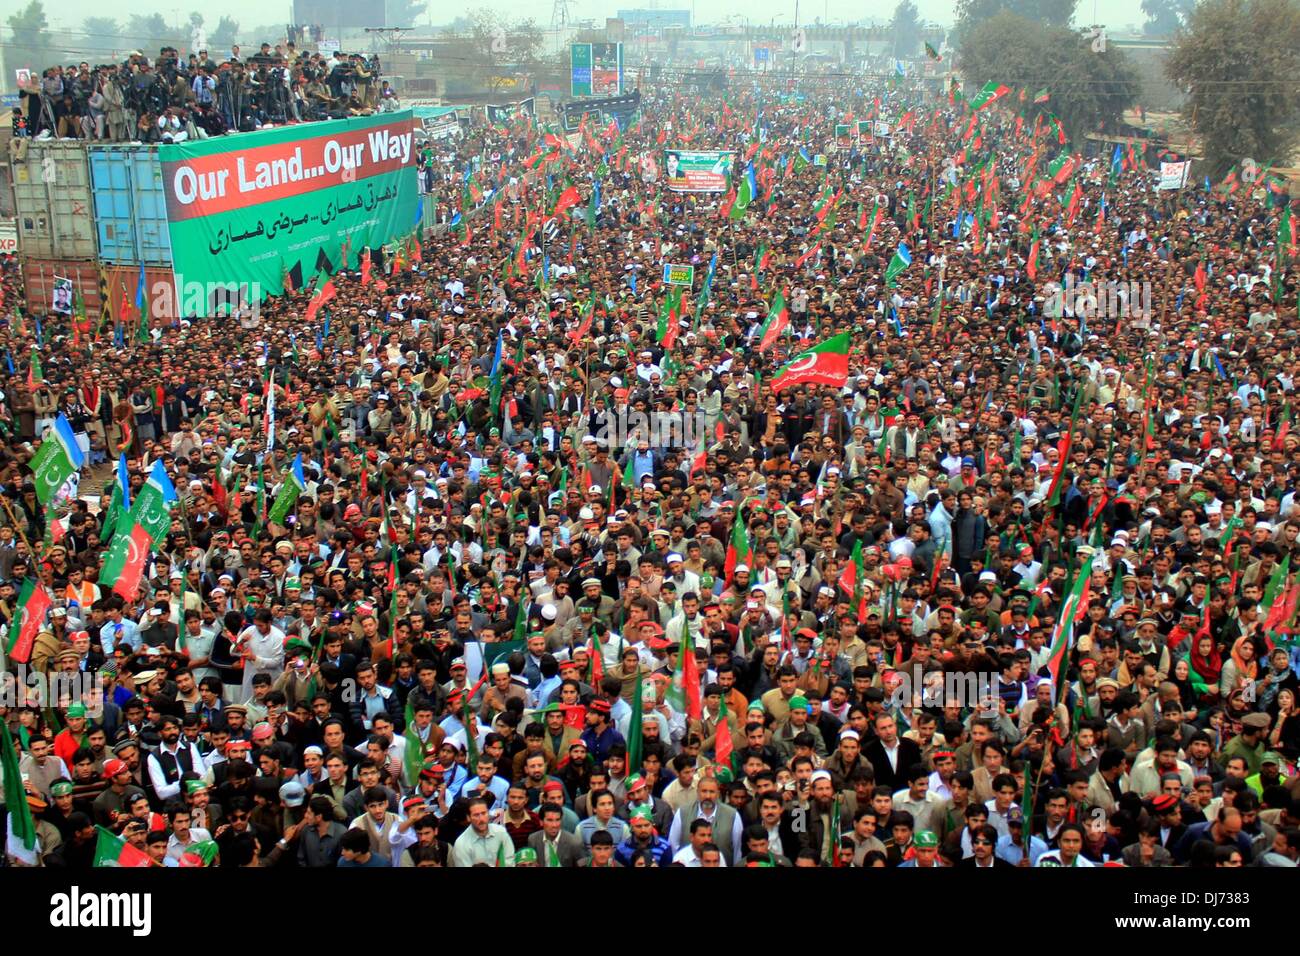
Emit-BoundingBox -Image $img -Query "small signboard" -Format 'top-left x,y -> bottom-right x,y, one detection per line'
663,263 -> 695,286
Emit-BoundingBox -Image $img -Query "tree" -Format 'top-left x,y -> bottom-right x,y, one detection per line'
1166,0 -> 1300,176
890,0 -> 924,57
208,16 -> 239,51
959,12 -> 1141,142
953,0 -> 1077,47
126,13 -> 181,53
81,17 -> 123,57
1141,0 -> 1194,35
6,0 -> 52,72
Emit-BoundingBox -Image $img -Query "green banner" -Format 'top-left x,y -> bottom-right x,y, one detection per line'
159,111 -> 419,315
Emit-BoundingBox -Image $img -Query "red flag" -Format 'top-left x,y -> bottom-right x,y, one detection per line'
111,524 -> 153,602
5,582 -> 52,664
553,185 -> 581,219
715,703 -> 734,770
305,279 -> 337,324
360,249 -> 372,287
1065,181 -> 1082,227
794,242 -> 822,268
211,473 -> 228,518
681,644 -> 702,721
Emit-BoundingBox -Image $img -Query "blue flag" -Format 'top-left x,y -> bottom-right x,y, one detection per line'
135,262 -> 147,314
116,453 -> 131,512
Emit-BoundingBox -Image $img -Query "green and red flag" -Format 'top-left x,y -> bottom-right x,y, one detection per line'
970,82 -> 1010,111
767,333 -> 852,394
92,825 -> 155,867
924,42 -> 942,61
4,578 -> 52,666
1033,88 -> 1050,104
1044,554 -> 1095,688
756,289 -> 790,352
178,839 -> 220,867
715,695 -> 734,770
626,668 -> 644,777
723,512 -> 753,585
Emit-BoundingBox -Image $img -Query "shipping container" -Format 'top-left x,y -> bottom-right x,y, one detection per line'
103,264 -> 179,326
0,128 -> 16,219
11,142 -> 96,259
20,258 -> 176,327
89,145 -> 174,265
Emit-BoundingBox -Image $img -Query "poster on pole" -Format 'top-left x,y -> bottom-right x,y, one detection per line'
835,124 -> 853,149
663,263 -> 695,286
1158,160 -> 1191,190
664,149 -> 734,193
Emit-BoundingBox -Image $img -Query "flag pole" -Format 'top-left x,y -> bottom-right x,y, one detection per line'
0,496 -> 37,557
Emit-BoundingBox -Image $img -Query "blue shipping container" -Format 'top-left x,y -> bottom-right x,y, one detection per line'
89,145 -> 173,266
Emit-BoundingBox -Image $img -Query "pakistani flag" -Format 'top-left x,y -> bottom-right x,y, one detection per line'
29,413 -> 85,505
884,243 -> 913,287
793,147 -> 811,172
730,163 -> 757,221
267,454 -> 307,526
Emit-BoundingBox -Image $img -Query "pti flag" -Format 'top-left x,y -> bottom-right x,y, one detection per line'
1045,554 -> 1095,688
4,578 -> 53,665
29,414 -> 85,505
267,454 -> 307,526
109,524 -> 154,602
92,826 -> 154,867
970,82 -> 1011,111
767,333 -> 852,394
756,289 -> 790,351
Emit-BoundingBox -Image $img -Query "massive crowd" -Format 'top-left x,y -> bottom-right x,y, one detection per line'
0,69 -> 1298,869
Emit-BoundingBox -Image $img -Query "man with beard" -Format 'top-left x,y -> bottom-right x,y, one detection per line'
667,773 -> 743,865
145,715 -> 205,804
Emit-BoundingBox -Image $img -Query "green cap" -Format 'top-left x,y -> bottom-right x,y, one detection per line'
515,847 -> 538,864
1260,751 -> 1285,765
50,780 -> 74,797
184,779 -> 208,794
285,638 -> 313,655
285,577 -> 302,590
714,766 -> 734,784
625,773 -> 649,793
788,696 -> 809,712
629,804 -> 654,823
747,701 -> 764,714
66,703 -> 87,718
914,830 -> 939,848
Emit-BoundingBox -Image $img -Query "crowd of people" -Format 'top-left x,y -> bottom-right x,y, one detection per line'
0,66 -> 1298,870
13,43 -> 392,143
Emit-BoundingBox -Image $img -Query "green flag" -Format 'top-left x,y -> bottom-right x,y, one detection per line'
1,724 -> 36,860
626,668 -> 644,778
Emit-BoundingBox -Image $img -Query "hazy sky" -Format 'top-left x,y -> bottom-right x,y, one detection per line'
32,0 -> 1150,40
